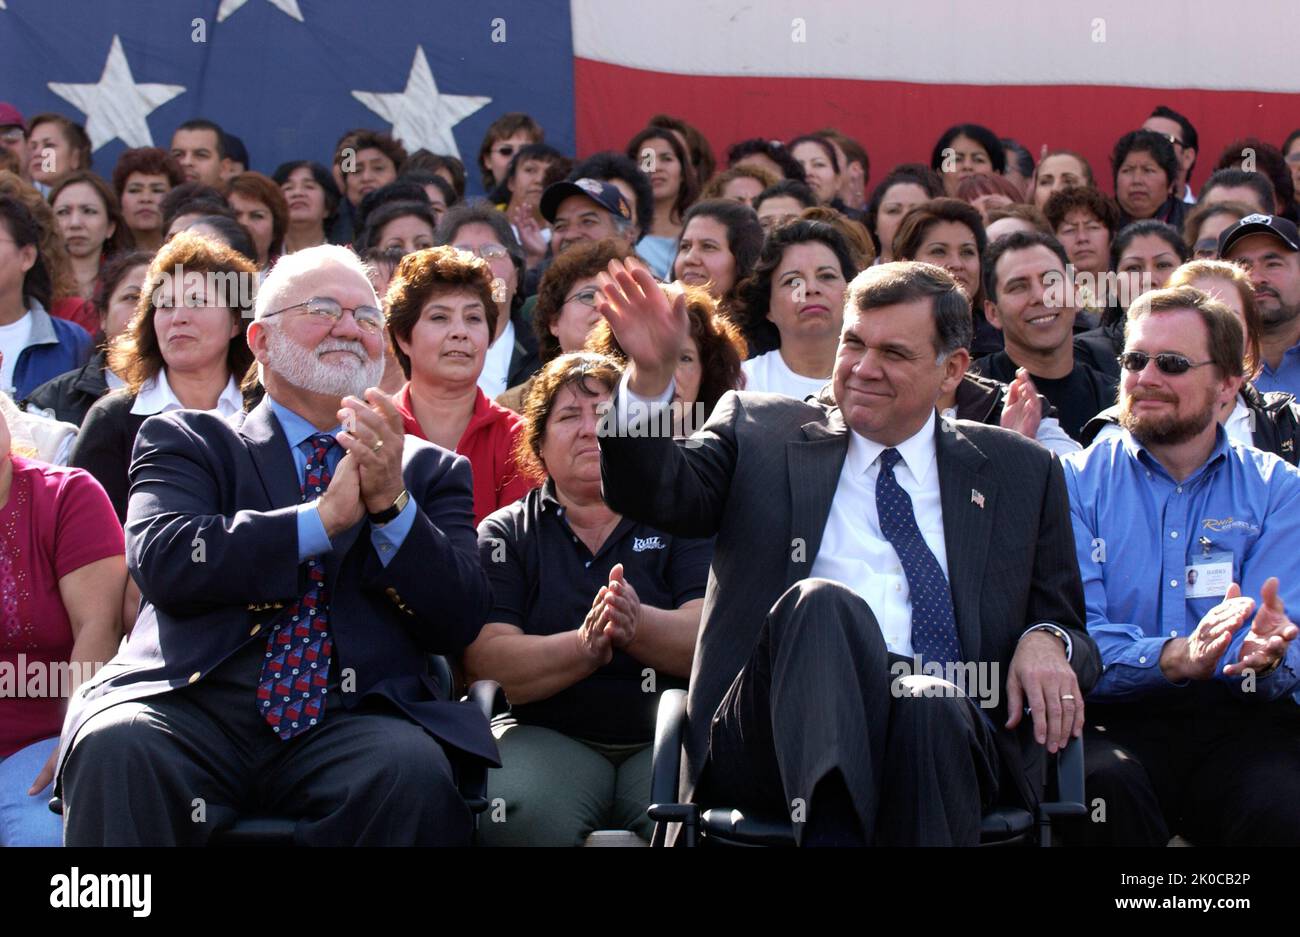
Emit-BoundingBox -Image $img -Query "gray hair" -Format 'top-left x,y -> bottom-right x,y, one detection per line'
843,261 -> 973,362
254,243 -> 377,321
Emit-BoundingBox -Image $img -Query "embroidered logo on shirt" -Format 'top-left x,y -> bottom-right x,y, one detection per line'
633,536 -> 665,552
1200,516 -> 1260,535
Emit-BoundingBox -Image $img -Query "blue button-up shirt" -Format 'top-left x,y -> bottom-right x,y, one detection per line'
268,398 -> 415,566
1062,427 -> 1300,703
1252,342 -> 1300,396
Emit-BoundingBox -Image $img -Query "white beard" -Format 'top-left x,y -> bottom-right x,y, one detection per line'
265,324 -> 385,399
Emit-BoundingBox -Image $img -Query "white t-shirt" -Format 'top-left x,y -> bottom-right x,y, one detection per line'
741,349 -> 830,401
478,318 -> 515,400
0,313 -> 33,395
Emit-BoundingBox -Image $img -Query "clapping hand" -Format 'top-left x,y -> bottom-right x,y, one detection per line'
1224,577 -> 1297,677
1000,368 -> 1043,440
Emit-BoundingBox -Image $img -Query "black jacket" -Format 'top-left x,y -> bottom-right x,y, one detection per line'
23,350 -> 111,427
1073,320 -> 1124,381
68,390 -> 150,523
1079,383 -> 1300,465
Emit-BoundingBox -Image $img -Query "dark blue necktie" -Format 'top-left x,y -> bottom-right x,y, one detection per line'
875,447 -> 961,666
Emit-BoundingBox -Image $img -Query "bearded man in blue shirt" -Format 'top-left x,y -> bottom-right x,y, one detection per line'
1062,284 -> 1300,846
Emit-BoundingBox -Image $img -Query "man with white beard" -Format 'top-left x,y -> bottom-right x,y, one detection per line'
57,244 -> 497,846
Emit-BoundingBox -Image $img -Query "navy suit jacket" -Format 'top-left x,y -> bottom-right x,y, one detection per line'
57,398 -> 498,787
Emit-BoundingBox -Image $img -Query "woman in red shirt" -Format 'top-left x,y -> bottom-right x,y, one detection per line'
384,245 -> 535,524
0,385 -> 125,846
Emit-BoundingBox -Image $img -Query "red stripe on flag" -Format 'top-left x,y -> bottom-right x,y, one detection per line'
575,59 -> 1300,199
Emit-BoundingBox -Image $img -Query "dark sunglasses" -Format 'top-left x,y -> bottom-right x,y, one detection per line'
1118,351 -> 1214,375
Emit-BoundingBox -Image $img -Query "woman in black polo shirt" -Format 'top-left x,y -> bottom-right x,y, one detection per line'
466,352 -> 710,846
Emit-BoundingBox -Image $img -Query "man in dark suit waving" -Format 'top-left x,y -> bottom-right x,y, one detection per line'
58,244 -> 496,845
596,259 -> 1100,845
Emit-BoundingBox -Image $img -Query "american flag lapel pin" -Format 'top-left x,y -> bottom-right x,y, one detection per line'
971,489 -> 985,509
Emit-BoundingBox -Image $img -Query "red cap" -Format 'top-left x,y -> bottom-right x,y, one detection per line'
0,103 -> 26,131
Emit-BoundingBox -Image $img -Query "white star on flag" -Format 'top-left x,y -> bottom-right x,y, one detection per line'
216,0 -> 304,22
351,46 -> 490,159
47,35 -> 186,151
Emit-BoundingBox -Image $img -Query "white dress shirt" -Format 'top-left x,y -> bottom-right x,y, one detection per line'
809,411 -> 947,657
613,373 -> 1069,661
130,369 -> 243,418
478,318 -> 514,400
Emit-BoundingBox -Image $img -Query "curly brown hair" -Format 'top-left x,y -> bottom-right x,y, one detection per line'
513,352 -> 623,484
533,238 -> 633,364
109,231 -> 258,394
111,146 -> 185,196
1042,185 -> 1122,237
700,164 -> 779,201
227,171 -> 289,259
384,245 -> 499,379
584,285 -> 745,418
0,170 -> 77,301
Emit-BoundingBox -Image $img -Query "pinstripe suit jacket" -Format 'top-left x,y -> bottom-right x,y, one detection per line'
600,387 -> 1100,810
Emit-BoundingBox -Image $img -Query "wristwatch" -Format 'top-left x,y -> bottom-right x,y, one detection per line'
368,489 -> 410,525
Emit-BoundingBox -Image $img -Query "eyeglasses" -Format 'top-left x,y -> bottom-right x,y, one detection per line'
1118,351 -> 1214,375
0,127 -> 24,145
1155,132 -> 1184,150
493,145 -> 517,158
563,287 -> 600,308
262,297 -> 384,334
453,243 -> 509,261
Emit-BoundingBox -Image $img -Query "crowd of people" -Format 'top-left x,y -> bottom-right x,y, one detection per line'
0,96 -> 1298,847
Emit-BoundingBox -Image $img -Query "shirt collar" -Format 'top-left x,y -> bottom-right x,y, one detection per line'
130,370 -> 243,417
1120,422 -> 1230,483
846,410 -> 937,483
267,395 -> 342,449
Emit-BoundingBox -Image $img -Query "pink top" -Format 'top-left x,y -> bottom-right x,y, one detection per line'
0,455 -> 124,757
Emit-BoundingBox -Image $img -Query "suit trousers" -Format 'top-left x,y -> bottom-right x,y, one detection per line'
1078,687 -> 1300,846
62,636 -> 471,846
701,578 -> 1000,845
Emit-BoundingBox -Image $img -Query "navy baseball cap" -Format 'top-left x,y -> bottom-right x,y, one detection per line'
1218,213 -> 1300,257
540,177 -> 632,224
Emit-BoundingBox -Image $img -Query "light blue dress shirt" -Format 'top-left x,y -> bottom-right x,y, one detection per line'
268,398 -> 415,567
1062,427 -> 1300,703
1252,343 -> 1300,397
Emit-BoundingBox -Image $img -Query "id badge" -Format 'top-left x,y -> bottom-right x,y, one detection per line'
1185,550 -> 1233,599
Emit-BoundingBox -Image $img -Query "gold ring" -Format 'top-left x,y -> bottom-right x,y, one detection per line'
371,440 -> 384,453
1061,694 -> 1076,701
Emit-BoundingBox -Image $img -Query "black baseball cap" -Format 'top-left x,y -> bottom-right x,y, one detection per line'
540,177 -> 632,224
1218,213 -> 1300,257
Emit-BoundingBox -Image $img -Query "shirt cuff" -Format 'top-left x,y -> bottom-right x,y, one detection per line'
296,503 -> 332,562
369,495 -> 417,567
611,370 -> 676,436
1021,622 -> 1073,662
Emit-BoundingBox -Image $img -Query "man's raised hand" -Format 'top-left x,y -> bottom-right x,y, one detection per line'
595,258 -> 689,397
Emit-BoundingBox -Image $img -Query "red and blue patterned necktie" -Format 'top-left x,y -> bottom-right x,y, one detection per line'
256,433 -> 338,739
